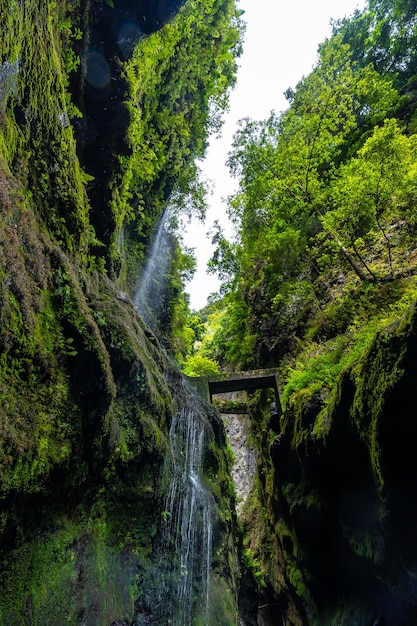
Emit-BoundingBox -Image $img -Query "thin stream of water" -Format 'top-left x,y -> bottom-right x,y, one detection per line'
134,208 -> 172,331
159,394 -> 214,625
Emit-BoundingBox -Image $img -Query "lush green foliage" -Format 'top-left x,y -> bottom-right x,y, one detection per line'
204,3 -> 417,409
0,0 -> 243,621
0,0 -> 92,255
111,0 -> 243,286
97,0 -> 244,364
182,353 -> 220,377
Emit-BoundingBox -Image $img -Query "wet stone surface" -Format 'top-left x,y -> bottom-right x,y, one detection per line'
221,401 -> 256,516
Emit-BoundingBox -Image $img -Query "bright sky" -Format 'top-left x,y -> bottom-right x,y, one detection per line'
183,0 -> 366,310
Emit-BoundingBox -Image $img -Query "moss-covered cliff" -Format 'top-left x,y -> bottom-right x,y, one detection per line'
0,0 -> 242,623
238,300 -> 417,625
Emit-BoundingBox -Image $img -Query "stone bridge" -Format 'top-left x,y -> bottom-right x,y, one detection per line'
185,369 -> 282,418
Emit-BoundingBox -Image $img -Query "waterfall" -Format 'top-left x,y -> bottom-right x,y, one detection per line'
134,208 -> 173,333
157,391 -> 214,624
133,210 -> 215,624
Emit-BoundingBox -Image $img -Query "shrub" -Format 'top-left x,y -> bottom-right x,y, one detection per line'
182,354 -> 220,377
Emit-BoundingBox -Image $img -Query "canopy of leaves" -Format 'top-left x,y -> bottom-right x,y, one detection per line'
204,2 -> 417,384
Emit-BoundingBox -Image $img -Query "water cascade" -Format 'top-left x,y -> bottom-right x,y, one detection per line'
157,391 -> 215,624
133,210 -> 216,624
134,208 -> 173,333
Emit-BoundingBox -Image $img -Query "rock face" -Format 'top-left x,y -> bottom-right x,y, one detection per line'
222,410 -> 256,516
0,0 -> 240,623
0,264 -> 239,624
250,302 -> 417,625
214,389 -> 257,517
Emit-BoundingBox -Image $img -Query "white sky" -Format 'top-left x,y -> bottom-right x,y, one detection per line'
183,0 -> 366,310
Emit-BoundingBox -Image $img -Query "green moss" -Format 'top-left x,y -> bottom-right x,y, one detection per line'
347,302 -> 417,490
0,0 -> 92,254
0,521 -> 79,624
202,574 -> 239,625
213,398 -> 248,413
0,512 -> 138,625
281,277 -> 417,413
108,0 -> 242,285
345,528 -> 384,563
0,0 -> 242,622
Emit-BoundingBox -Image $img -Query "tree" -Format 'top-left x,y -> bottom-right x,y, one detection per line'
209,33 -> 402,362
322,119 -> 417,280
182,354 -> 220,377
334,0 -> 417,128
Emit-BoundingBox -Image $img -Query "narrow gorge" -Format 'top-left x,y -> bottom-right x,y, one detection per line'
1,0 -> 417,625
